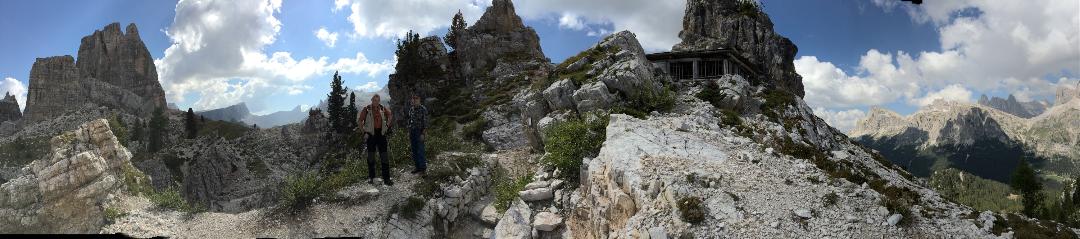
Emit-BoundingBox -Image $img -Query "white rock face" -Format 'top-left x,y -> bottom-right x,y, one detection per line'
532,211 -> 563,231
886,214 -> 903,226
0,119 -> 143,233
572,81 -> 618,113
543,79 -> 578,111
565,96 -> 1008,238
519,187 -> 554,201
494,198 -> 532,239
481,203 -> 501,225
594,31 -> 662,98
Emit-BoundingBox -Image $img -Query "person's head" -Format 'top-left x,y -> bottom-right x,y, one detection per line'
411,94 -> 421,106
371,94 -> 381,106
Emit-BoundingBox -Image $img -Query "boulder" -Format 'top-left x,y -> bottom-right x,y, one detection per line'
709,75 -> 753,111
481,203 -> 501,225
572,81 -> 618,112
0,119 -> 144,233
593,31 -> 663,98
543,79 -> 578,111
519,187 -> 554,201
793,208 -> 813,218
494,198 -> 532,239
532,211 -> 563,231
886,213 -> 903,226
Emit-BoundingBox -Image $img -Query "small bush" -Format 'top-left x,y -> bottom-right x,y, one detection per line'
695,80 -> 727,108
148,186 -> 200,213
280,172 -> 323,211
462,118 -> 487,143
493,171 -> 533,213
0,136 -> 49,168
104,207 -> 126,223
760,89 -> 797,119
542,114 -> 608,186
720,109 -> 742,126
678,196 -> 706,224
822,192 -> 839,207
121,163 -> 153,195
616,84 -> 676,119
399,196 -> 427,220
736,0 -> 762,17
108,113 -> 130,146
246,159 -> 270,179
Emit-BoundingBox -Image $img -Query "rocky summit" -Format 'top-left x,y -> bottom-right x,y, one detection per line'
22,23 -> 167,123
978,94 -> 1048,118
0,92 -> 20,122
674,0 -> 804,97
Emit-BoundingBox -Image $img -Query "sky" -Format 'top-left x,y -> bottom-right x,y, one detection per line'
0,0 -> 1077,132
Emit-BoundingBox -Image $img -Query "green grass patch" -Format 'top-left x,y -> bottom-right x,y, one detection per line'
493,168 -> 533,213
104,206 -> 127,223
148,186 -> 202,213
395,196 -> 427,220
542,114 -> 609,186
822,192 -> 839,207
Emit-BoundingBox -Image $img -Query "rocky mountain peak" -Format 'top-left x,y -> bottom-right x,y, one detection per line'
22,23 -> 167,123
472,0 -> 525,34
76,22 -> 166,110
673,0 -> 804,97
1056,81 -> 1080,106
0,91 -> 21,122
977,93 -> 1047,118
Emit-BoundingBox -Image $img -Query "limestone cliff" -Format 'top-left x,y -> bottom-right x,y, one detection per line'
673,0 -> 804,98
22,23 -> 167,123
0,119 -> 145,233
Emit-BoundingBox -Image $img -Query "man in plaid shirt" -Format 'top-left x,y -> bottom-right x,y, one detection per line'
407,94 -> 429,174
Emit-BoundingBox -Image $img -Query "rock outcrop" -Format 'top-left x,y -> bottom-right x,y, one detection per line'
0,92 -> 20,122
76,23 -> 167,110
673,0 -> 804,98
22,23 -> 167,123
0,119 -> 145,233
1055,82 -> 1080,106
977,94 -> 1047,118
387,36 -> 453,125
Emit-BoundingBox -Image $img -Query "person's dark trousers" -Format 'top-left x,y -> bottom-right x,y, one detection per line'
366,128 -> 391,184
409,128 -> 427,172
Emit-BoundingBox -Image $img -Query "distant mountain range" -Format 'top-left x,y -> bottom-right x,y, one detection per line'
197,103 -> 307,128
851,83 -> 1080,185
196,88 -> 390,128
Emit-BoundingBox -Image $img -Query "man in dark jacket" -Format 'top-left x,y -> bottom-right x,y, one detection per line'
407,94 -> 429,174
358,94 -> 394,186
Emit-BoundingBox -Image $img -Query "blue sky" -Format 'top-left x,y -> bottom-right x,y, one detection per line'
1,0 -> 1077,132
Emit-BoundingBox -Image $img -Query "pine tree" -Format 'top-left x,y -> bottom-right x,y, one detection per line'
347,92 -> 358,131
185,108 -> 198,139
148,108 -> 168,153
445,10 -> 467,50
1010,158 -> 1045,217
326,71 -> 349,134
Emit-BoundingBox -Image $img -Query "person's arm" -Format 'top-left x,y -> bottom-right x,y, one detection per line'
384,107 -> 394,129
357,107 -> 367,133
421,106 -> 429,135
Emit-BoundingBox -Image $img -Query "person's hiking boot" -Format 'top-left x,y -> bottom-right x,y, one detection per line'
367,178 -> 376,185
384,180 -> 394,186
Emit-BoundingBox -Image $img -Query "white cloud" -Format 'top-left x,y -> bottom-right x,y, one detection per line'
333,0 -> 350,11
156,0 -> 394,111
0,77 -> 27,111
804,0 -> 1077,114
812,107 -> 866,134
345,0 -> 489,39
356,81 -> 380,92
909,84 -> 973,107
514,0 -> 685,51
338,0 -> 684,51
314,27 -> 339,47
558,13 -> 586,30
